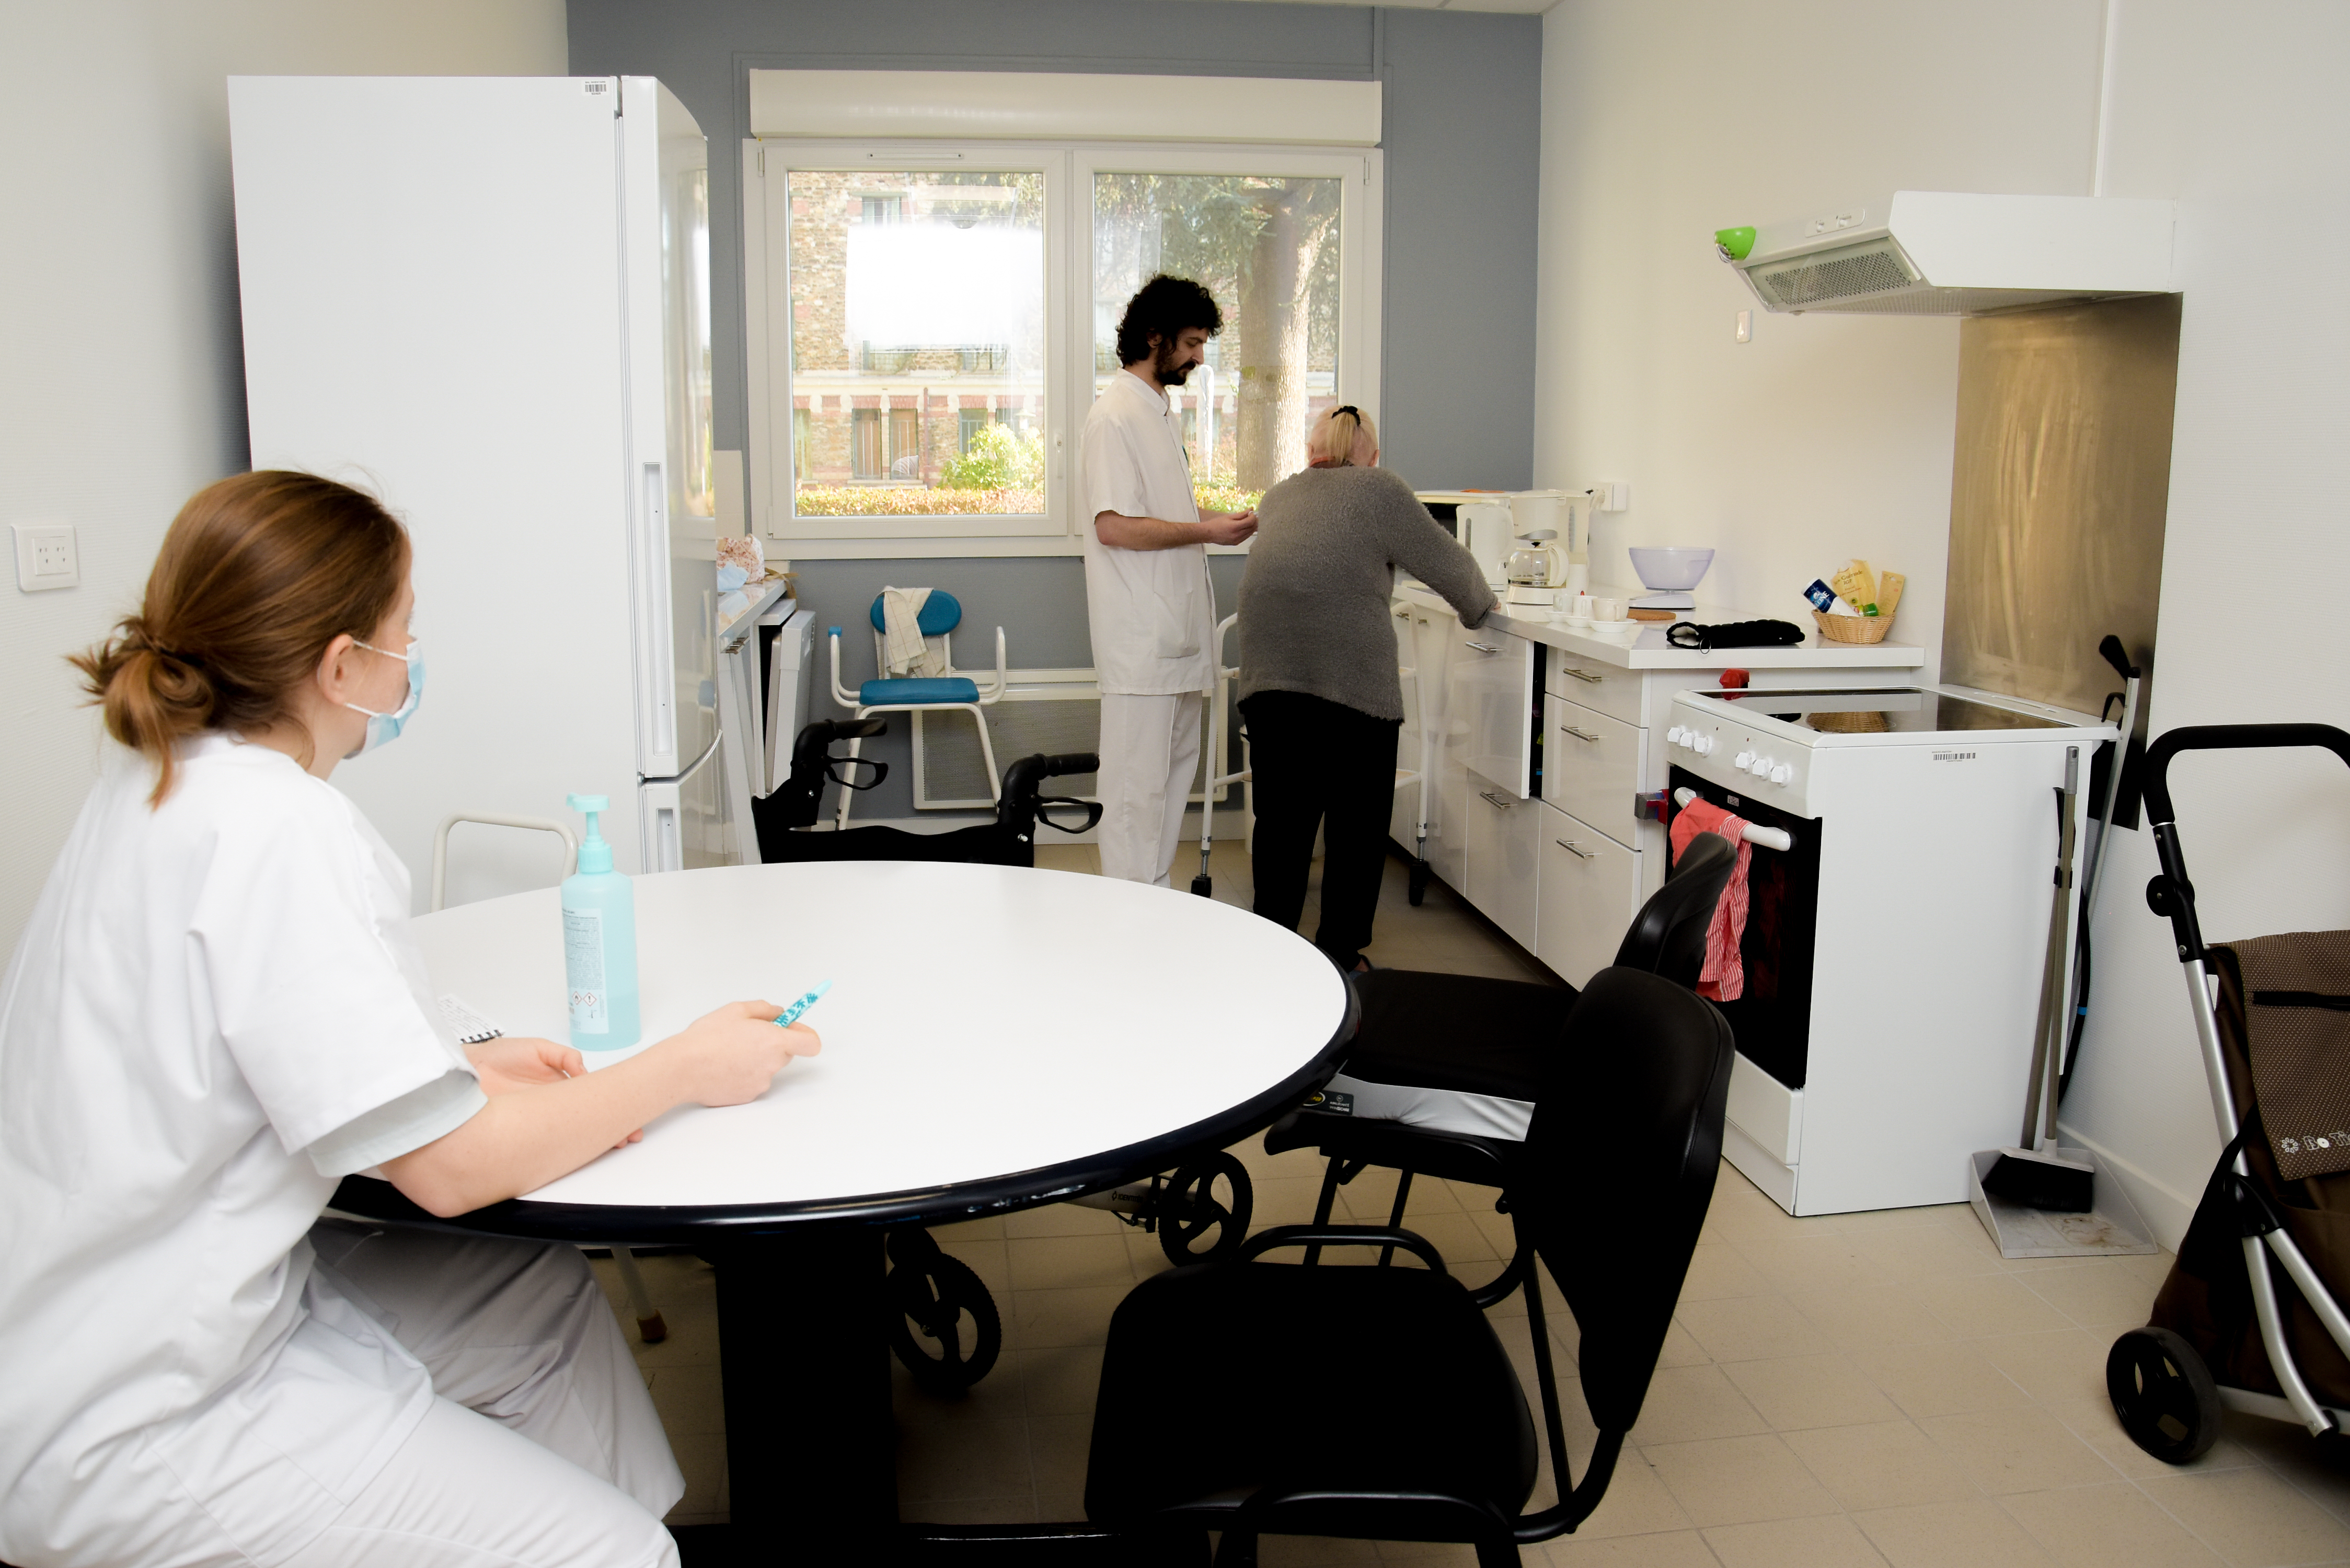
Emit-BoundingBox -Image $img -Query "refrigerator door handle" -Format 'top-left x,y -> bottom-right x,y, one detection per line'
639,459 -> 675,768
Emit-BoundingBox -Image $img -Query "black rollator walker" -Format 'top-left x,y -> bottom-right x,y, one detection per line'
2109,724 -> 2350,1461
754,720 -> 1259,1392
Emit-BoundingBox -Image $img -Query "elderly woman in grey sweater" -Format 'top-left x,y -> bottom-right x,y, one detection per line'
1236,406 -> 1495,972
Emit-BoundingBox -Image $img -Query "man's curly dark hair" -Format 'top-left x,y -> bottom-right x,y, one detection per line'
1114,275 -> 1223,366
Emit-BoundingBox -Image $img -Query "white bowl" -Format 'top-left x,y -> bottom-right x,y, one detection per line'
1586,617 -> 1638,638
1628,546 -> 1715,593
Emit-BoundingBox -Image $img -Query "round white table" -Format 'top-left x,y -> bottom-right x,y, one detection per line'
331,860 -> 1355,1557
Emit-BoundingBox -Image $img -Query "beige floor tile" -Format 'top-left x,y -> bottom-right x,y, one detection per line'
1004,1284 -> 1130,1349
1643,1434 -> 1842,1528
1627,1364 -> 1772,1446
1258,1535 -> 1387,1564
1848,1340 -> 2035,1420
1253,1174 -> 1341,1227
928,1215 -> 1007,1242
662,1428 -> 728,1522
2138,1463 -> 2350,1567
1571,1451 -> 1700,1538
893,1355 -> 1028,1428
1372,1540 -> 1483,1562
1973,1328 -> 2111,1408
1781,1420 -> 1978,1512
2047,1390 -> 2258,1481
1721,1354 -> 1902,1433
1731,1235 -> 1898,1296
2018,1260 -> 2167,1331
625,1294 -> 721,1368
1003,1201 -> 1127,1239
1652,1318 -> 1714,1370
1786,1284 -> 1960,1350
1916,1406 -> 2121,1495
937,1237 -> 1011,1295
646,1362 -> 726,1435
1912,1273 -> 2076,1338
1012,1343 -> 1104,1417
1702,1513 -> 1888,1567
1027,1412 -> 1093,1495
1006,1232 -> 1135,1292
1676,1244 -> 1773,1304
1675,1295 -> 1834,1364
2000,1481 -> 2225,1567
1845,1225 -> 2010,1283
1541,1529 -> 1722,1566
1850,1498 -> 2059,1567
2220,1412 -> 2350,1523
894,1414 -> 1034,1502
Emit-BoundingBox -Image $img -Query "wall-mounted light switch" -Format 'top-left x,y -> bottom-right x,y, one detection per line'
1736,309 -> 1753,343
14,524 -> 79,592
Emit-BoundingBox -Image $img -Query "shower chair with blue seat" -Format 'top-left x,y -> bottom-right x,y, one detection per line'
825,589 -> 1008,828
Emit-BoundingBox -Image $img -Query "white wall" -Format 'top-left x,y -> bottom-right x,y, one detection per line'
0,1 -> 566,955
1535,0 -> 2350,1244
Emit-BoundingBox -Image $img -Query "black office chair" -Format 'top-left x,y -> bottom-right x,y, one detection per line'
1263,830 -> 1735,1298
1082,966 -> 1737,1565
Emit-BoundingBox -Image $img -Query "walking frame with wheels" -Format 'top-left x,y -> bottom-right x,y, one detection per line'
2108,724 -> 2350,1462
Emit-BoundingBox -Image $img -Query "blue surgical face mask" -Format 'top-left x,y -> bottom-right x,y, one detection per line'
343,637 -> 423,758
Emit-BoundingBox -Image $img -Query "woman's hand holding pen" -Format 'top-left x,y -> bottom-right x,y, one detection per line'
659,999 -> 821,1108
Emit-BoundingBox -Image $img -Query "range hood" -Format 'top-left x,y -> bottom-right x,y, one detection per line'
1713,191 -> 2175,316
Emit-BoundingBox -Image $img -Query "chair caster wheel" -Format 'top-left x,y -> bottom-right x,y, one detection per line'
1407,860 -> 1430,906
886,1229 -> 1002,1392
2108,1325 -> 2221,1463
1158,1152 -> 1254,1266
1191,875 -> 1213,897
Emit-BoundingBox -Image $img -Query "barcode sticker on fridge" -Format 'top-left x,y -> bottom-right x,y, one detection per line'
437,994 -> 504,1046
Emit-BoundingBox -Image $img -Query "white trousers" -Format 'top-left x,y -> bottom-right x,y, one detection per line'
1096,691 -> 1203,886
280,1222 -> 685,1568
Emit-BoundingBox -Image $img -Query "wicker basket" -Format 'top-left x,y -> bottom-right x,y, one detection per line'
1812,609 -> 1895,644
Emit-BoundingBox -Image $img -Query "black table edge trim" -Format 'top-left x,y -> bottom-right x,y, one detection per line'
331,979 -> 1360,1245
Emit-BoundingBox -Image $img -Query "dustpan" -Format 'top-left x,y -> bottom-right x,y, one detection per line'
1968,1145 -> 2159,1258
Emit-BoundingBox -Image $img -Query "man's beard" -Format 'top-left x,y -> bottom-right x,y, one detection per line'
1155,342 -> 1195,385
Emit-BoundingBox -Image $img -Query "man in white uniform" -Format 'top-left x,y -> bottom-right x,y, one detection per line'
1079,274 -> 1259,885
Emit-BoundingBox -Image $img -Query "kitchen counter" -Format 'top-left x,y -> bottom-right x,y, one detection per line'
1398,581 -> 1925,673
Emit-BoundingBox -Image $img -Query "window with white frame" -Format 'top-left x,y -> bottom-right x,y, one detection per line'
744,130 -> 1383,556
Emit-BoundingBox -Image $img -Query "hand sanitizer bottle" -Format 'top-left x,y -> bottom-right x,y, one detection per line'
562,793 -> 640,1050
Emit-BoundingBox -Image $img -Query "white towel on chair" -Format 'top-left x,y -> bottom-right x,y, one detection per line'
880,586 -> 946,677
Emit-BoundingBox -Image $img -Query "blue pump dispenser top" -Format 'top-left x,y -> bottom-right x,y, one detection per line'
568,792 -> 615,873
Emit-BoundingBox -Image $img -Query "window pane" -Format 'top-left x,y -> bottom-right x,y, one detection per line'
787,170 -> 1045,518
1092,173 -> 1342,506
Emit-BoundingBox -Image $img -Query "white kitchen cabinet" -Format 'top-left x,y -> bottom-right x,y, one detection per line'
1390,602 -> 1424,849
1536,799 -> 1641,987
1543,696 -> 1643,847
1455,625 -> 1537,798
1422,605 -> 1469,891
1465,770 -> 1540,950
1547,646 -> 1644,724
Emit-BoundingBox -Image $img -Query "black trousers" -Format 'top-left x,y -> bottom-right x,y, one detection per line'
1241,690 -> 1403,971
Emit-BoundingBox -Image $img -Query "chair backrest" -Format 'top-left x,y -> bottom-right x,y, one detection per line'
1518,966 -> 1735,1435
867,589 -> 962,637
1612,829 -> 1735,987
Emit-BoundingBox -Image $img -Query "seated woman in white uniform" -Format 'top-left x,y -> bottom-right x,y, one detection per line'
0,472 -> 820,1568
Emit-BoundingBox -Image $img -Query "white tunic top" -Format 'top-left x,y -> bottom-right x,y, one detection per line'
1077,370 -> 1216,695
0,735 -> 485,1567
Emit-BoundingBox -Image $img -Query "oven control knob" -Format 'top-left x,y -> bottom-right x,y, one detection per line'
1747,754 -> 1773,776
1733,750 -> 1756,771
1667,725 -> 1687,745
1769,763 -> 1795,785
1692,734 -> 1714,756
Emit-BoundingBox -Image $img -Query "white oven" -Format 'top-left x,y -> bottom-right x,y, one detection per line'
1665,685 -> 2116,1216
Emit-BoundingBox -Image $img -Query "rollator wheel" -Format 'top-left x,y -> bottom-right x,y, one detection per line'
1158,1152 -> 1255,1266
2107,1326 -> 2222,1463
886,1243 -> 1002,1392
1407,859 -> 1430,907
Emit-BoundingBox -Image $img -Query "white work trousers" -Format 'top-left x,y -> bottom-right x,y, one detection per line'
1096,691 -> 1204,886
282,1221 -> 685,1568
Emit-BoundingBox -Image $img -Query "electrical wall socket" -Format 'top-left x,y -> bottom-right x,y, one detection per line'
13,524 -> 79,592
1589,482 -> 1630,512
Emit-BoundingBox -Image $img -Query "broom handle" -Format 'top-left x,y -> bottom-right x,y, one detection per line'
2019,750 -> 2080,1149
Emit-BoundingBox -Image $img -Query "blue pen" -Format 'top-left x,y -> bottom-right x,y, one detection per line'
773,981 -> 832,1028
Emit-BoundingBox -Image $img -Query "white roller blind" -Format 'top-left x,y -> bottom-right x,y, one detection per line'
747,70 -> 1381,147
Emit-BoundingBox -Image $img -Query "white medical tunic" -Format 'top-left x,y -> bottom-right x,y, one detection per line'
0,735 -> 486,1567
1078,370 -> 1216,696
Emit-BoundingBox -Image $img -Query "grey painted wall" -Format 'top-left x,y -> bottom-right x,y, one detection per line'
568,0 -> 1540,817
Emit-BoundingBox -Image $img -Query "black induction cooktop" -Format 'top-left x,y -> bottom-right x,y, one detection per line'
1706,687 -> 2075,734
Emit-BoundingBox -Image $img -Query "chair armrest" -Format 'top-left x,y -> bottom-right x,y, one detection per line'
978,625 -> 1008,703
826,626 -> 858,708
1236,1224 -> 1448,1274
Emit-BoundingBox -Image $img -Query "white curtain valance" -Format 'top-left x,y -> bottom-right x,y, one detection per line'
747,69 -> 1381,147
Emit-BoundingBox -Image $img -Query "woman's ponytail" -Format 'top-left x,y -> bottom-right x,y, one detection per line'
68,472 -> 409,805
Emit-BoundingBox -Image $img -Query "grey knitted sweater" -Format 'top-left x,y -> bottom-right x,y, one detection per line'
1236,465 -> 1497,722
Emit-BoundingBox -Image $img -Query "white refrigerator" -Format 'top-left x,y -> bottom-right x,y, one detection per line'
231,76 -> 726,908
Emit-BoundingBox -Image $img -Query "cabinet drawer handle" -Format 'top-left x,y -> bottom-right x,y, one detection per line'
1560,725 -> 1602,743
1464,640 -> 1502,653
1562,666 -> 1604,684
1555,838 -> 1595,859
1479,790 -> 1514,809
